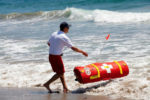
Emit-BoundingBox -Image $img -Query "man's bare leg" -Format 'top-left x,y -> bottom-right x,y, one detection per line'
43,73 -> 61,92
60,74 -> 69,93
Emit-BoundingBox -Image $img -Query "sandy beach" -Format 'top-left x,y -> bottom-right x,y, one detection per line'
0,87 -> 129,100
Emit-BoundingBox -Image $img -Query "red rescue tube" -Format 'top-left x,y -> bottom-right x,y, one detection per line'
74,61 -> 129,84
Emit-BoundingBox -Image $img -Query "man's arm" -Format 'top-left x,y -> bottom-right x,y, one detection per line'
71,46 -> 88,57
47,42 -> 50,46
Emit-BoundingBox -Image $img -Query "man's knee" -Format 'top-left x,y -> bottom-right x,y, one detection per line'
57,73 -> 64,77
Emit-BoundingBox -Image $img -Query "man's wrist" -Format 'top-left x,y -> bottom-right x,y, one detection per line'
81,51 -> 84,54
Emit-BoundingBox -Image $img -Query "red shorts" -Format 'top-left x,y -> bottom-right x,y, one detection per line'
49,54 -> 65,74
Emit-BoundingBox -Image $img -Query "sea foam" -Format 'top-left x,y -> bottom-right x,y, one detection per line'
1,8 -> 150,23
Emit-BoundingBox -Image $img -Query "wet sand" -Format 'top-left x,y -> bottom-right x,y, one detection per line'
0,87 -> 130,100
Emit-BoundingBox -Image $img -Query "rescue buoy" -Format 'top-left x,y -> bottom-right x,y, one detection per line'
74,61 -> 129,84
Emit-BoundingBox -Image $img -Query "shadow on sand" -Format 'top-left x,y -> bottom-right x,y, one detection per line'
30,80 -> 113,94
71,80 -> 113,94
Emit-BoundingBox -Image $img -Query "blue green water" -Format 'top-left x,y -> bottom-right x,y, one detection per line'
1,0 -> 150,14
0,0 -> 150,99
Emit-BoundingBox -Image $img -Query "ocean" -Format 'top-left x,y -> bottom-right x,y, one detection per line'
0,0 -> 150,99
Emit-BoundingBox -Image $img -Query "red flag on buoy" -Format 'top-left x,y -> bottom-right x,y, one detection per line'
105,34 -> 110,40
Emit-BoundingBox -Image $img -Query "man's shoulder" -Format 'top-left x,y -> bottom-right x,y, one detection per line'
50,32 -> 58,39
51,31 -> 57,36
59,34 -> 70,40
51,31 -> 70,40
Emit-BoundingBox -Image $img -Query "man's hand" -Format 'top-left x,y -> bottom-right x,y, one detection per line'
71,46 -> 88,57
82,51 -> 88,57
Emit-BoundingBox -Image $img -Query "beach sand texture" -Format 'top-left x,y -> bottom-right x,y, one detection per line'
0,87 -> 129,100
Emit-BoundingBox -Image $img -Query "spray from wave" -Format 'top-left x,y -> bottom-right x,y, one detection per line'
1,7 -> 150,23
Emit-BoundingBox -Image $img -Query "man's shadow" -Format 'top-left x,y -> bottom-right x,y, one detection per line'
71,80 -> 113,94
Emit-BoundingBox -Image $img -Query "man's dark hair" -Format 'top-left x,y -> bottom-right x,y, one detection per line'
60,22 -> 71,31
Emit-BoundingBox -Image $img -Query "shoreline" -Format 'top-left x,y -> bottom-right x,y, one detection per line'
0,87 -> 130,100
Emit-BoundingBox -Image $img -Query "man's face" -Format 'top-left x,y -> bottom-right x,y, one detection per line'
64,27 -> 69,33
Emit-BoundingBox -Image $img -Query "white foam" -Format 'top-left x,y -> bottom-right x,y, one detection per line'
68,8 -> 150,23
1,7 -> 150,25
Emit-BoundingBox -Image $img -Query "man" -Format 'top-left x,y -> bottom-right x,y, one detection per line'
43,22 -> 88,93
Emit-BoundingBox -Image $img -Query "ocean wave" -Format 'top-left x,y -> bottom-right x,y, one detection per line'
1,7 -> 150,23
0,9 -> 71,20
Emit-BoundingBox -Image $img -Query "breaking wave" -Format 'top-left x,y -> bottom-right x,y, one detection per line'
1,7 -> 150,23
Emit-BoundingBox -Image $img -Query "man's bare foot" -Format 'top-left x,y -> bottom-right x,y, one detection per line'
63,88 -> 70,93
43,83 -> 52,92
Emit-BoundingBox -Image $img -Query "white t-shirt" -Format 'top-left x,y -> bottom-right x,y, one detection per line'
48,31 -> 73,55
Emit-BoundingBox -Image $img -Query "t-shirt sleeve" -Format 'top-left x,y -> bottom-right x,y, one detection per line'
48,33 -> 54,43
62,36 -> 73,48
